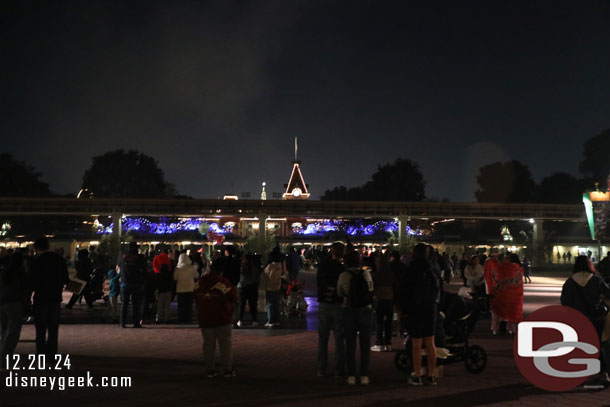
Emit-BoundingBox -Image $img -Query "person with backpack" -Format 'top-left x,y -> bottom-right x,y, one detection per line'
316,242 -> 347,378
337,250 -> 374,385
118,242 -> 147,328
402,243 -> 440,386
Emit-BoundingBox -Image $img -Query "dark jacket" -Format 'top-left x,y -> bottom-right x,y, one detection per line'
390,258 -> 407,280
221,256 -> 241,287
0,254 -> 28,304
75,259 -> 93,282
400,258 -> 440,312
286,251 -> 303,275
30,251 -> 69,304
389,258 -> 407,300
373,265 -> 399,301
561,272 -> 610,323
316,258 -> 344,304
156,262 -> 175,293
598,257 -> 610,283
119,252 -> 147,288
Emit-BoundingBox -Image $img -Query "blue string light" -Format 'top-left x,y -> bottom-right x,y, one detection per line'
297,219 -> 417,237
99,218 -> 232,235
98,217 -> 421,237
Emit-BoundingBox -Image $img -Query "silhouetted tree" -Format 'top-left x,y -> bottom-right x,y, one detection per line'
321,158 -> 426,201
475,160 -> 536,203
0,153 -> 52,197
579,128 -> 610,188
82,150 -> 173,198
321,186 -> 355,200
535,172 -> 587,204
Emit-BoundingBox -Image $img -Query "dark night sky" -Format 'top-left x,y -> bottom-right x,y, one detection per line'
2,1 -> 610,201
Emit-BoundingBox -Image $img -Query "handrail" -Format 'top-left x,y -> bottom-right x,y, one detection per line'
0,198 -> 585,221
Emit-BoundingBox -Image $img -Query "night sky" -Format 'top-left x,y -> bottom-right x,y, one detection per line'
3,1 -> 610,201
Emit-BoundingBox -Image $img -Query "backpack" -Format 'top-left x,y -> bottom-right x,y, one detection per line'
348,270 -> 372,308
413,269 -> 440,306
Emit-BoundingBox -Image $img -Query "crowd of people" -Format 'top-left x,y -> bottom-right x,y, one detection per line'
1,238 -> 610,386
317,242 -> 445,386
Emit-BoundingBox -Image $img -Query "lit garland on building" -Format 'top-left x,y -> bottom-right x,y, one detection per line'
296,219 -> 422,237
99,218 -> 233,235
98,217 -> 422,238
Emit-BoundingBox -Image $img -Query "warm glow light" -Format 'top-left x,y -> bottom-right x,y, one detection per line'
590,191 -> 610,201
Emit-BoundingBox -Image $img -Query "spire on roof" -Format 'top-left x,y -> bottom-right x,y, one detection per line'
283,137 -> 309,200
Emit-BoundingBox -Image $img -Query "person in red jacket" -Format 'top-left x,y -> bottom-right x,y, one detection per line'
152,248 -> 171,274
194,262 -> 238,378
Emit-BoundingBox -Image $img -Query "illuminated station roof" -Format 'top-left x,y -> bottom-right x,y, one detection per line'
282,137 -> 310,200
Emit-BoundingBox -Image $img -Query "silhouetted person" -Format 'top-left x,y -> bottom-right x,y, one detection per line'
0,250 -> 28,361
316,242 -> 346,377
119,242 -> 146,328
286,247 -> 303,282
30,237 -> 69,358
66,249 -> 94,309
174,253 -> 198,323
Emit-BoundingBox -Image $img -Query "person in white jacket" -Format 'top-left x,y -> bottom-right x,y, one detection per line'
174,253 -> 199,323
464,255 -> 485,290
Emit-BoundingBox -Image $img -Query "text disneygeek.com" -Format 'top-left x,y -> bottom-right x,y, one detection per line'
3,354 -> 132,390
5,371 -> 132,390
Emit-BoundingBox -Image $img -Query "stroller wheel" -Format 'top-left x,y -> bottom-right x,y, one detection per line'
464,345 -> 487,374
394,350 -> 413,373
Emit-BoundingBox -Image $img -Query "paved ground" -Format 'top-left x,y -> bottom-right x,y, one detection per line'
3,270 -> 610,407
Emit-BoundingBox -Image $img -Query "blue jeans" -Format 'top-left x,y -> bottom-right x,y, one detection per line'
343,306 -> 372,377
317,302 -> 345,375
266,290 -> 280,324
120,286 -> 143,327
0,301 -> 24,360
33,302 -> 61,357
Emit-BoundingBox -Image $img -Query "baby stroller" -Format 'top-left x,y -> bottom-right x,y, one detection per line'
394,291 -> 488,375
281,280 -> 308,317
